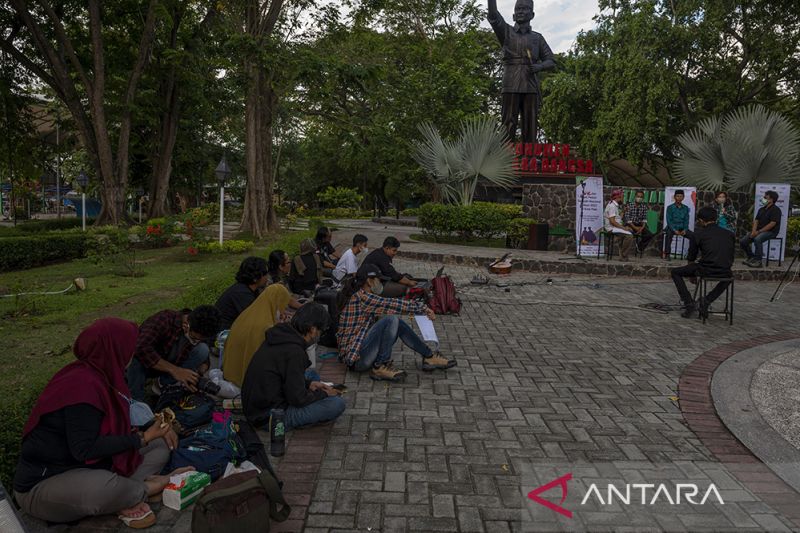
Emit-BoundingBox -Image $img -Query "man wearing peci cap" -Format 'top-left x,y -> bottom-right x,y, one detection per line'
603,189 -> 634,261
336,265 -> 456,382
663,189 -> 692,259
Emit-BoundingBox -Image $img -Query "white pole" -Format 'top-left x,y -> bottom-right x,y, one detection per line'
82,193 -> 86,231
219,186 -> 224,245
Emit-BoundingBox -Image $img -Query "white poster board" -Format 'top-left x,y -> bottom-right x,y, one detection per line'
575,176 -> 604,256
753,183 -> 790,261
662,186 -> 697,257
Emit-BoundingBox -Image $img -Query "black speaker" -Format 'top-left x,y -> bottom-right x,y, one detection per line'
527,223 -> 549,251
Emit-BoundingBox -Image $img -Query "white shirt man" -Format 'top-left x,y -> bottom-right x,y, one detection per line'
333,234 -> 368,282
604,195 -> 631,234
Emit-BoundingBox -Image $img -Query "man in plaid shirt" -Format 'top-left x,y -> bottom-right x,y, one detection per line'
337,266 -> 456,381
126,305 -> 221,401
623,190 -> 655,252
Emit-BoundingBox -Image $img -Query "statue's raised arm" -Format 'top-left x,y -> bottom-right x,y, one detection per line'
487,0 -> 556,143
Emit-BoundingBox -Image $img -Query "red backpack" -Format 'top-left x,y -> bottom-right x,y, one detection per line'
428,275 -> 461,315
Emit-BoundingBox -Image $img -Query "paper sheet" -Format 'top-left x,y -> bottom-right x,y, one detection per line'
414,315 -> 439,346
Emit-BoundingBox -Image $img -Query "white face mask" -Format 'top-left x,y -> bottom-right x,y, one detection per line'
760,197 -> 769,206
371,280 -> 384,295
362,246 -> 369,254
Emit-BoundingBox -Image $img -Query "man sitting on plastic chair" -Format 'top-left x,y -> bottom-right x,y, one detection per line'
670,206 -> 734,319
604,189 -> 633,261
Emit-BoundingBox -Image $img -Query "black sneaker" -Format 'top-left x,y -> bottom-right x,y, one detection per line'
681,303 -> 697,319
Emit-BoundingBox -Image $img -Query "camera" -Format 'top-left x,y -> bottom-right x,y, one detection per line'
196,376 -> 221,396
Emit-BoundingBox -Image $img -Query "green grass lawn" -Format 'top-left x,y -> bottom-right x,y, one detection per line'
0,228 -> 312,487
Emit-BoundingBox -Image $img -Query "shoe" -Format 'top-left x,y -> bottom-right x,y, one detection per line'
419,351 -> 457,371
746,258 -> 763,268
698,297 -> 709,320
681,303 -> 697,319
369,360 -> 407,382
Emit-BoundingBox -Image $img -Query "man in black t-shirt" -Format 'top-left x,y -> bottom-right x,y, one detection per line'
215,257 -> 269,330
740,190 -> 782,268
361,236 -> 417,297
315,227 -> 339,273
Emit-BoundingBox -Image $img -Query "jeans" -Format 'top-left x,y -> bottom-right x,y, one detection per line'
126,342 -> 210,401
663,229 -> 694,257
283,396 -> 346,430
352,315 -> 432,372
740,231 -> 777,260
671,263 -> 731,305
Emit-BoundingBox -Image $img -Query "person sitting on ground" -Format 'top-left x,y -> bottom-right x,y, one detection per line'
215,256 -> 269,330
315,226 -> 339,271
362,236 -> 416,297
741,189 -> 781,268
289,238 -> 322,295
222,284 -> 293,387
623,190 -> 654,252
670,206 -> 734,318
242,303 -> 345,430
332,234 -> 368,282
714,191 -> 737,233
664,189 -> 692,259
267,249 -> 302,310
14,318 -> 191,528
337,265 -> 456,382
126,306 -> 221,401
603,189 -> 633,260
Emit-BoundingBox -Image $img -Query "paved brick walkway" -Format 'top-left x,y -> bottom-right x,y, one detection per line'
19,242 -> 800,532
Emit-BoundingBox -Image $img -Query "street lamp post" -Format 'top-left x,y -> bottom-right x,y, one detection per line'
136,188 -> 144,223
215,156 -> 231,245
76,171 -> 89,231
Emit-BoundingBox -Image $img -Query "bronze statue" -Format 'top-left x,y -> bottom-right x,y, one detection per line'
487,0 -> 555,143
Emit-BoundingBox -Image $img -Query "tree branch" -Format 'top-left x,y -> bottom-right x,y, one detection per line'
36,0 -> 94,98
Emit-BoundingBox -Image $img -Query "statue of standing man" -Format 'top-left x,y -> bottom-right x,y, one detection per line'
487,0 -> 555,143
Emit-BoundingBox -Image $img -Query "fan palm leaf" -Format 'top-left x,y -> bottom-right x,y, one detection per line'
673,104 -> 800,191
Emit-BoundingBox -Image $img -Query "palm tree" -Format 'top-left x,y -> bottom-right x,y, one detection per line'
673,105 -> 800,191
411,117 -> 517,205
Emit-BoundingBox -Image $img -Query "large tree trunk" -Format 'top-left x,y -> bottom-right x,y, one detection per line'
239,0 -> 284,238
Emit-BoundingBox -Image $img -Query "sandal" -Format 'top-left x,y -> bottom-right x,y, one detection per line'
118,509 -> 156,529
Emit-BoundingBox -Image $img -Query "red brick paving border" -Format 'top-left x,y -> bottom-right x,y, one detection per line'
271,359 -> 347,532
678,332 -> 800,526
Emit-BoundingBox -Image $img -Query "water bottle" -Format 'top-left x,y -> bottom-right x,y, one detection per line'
270,409 -> 286,457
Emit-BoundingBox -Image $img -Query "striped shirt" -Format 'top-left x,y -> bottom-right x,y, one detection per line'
337,290 -> 426,366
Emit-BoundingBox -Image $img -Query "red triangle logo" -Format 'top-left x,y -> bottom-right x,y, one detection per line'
527,472 -> 573,518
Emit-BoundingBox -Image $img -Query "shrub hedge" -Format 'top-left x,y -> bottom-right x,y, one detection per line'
418,202 -> 525,239
788,217 -> 799,246
18,218 -> 95,232
0,233 -> 89,272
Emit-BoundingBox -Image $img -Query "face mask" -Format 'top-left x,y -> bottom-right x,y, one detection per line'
760,198 -> 768,206
119,392 -> 155,426
362,247 -> 368,254
635,197 -> 642,203
186,333 -> 200,346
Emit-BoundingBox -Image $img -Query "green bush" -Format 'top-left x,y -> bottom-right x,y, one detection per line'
402,207 -> 420,217
507,218 -> 534,248
0,233 -> 89,272
320,207 -> 362,219
418,202 -> 524,239
196,240 -> 255,254
308,216 -> 326,230
17,218 -> 95,232
317,186 -> 363,208
788,217 -> 800,246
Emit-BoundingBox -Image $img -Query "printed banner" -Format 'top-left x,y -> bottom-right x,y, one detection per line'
575,176 -> 604,257
753,183 -> 790,261
662,186 -> 697,258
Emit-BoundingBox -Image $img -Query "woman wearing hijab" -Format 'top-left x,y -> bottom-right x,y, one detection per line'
223,284 -> 293,387
13,318 -> 190,528
289,238 -> 322,294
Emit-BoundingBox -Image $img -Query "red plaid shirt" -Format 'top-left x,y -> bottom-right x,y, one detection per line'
133,310 -> 189,368
337,290 -> 427,366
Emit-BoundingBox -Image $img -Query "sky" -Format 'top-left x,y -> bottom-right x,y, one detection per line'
483,0 -> 600,53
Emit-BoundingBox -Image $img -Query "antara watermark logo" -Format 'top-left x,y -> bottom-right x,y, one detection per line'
527,472 -> 724,519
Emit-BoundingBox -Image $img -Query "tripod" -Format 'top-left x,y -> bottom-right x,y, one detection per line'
770,246 -> 800,302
